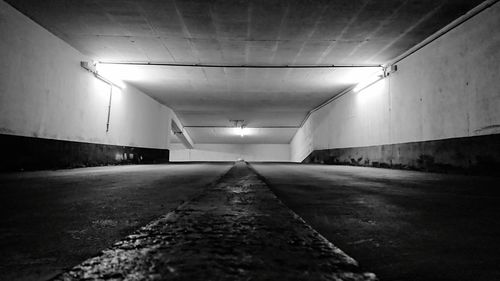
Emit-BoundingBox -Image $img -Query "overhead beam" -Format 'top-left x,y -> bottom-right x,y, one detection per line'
98,61 -> 383,69
183,125 -> 300,129
171,120 -> 194,149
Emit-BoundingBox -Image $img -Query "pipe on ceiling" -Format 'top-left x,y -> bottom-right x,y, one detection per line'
98,61 -> 382,69
172,120 -> 194,149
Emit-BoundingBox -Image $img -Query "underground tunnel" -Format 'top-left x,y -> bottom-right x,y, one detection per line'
1,0 -> 500,280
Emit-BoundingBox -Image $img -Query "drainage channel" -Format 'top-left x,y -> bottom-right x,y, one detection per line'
52,162 -> 377,281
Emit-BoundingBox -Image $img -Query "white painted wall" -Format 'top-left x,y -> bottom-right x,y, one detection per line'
291,2 -> 500,162
170,143 -> 291,162
0,1 -> 177,149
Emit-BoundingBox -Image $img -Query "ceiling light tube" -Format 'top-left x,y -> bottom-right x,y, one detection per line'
96,73 -> 126,90
81,61 -> 126,89
98,61 -> 383,69
353,72 -> 384,93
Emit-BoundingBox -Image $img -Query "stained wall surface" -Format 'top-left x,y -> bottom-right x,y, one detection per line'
0,1 -> 176,151
170,143 -> 291,162
291,2 -> 500,172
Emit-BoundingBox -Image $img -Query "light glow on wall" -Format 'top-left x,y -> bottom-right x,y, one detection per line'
334,67 -> 383,85
110,78 -> 127,89
353,71 -> 384,93
112,85 -> 122,101
356,78 -> 386,98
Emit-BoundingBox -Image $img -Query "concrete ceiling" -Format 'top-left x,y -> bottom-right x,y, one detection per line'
6,0 -> 485,144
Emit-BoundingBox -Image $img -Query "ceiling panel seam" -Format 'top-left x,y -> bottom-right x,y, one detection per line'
314,0 -> 371,65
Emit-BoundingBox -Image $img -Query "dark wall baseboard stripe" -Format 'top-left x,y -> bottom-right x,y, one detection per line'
0,134 -> 169,172
303,134 -> 500,176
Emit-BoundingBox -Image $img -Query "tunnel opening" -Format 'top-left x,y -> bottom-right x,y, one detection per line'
1,0 -> 500,280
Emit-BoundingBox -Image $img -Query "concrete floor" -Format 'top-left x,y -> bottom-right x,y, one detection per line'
251,163 -> 500,281
53,162 -> 376,281
0,163 -> 231,281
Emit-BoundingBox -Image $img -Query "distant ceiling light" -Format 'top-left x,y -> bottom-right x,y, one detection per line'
239,125 -> 247,138
230,119 -> 247,137
353,70 -> 385,93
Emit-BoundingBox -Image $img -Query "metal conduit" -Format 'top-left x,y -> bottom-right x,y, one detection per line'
98,61 -> 382,69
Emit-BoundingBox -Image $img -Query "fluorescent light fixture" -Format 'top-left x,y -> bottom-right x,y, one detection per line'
94,62 -> 126,89
353,71 -> 384,93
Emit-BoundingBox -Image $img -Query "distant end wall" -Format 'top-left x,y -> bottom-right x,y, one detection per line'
170,143 -> 291,162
